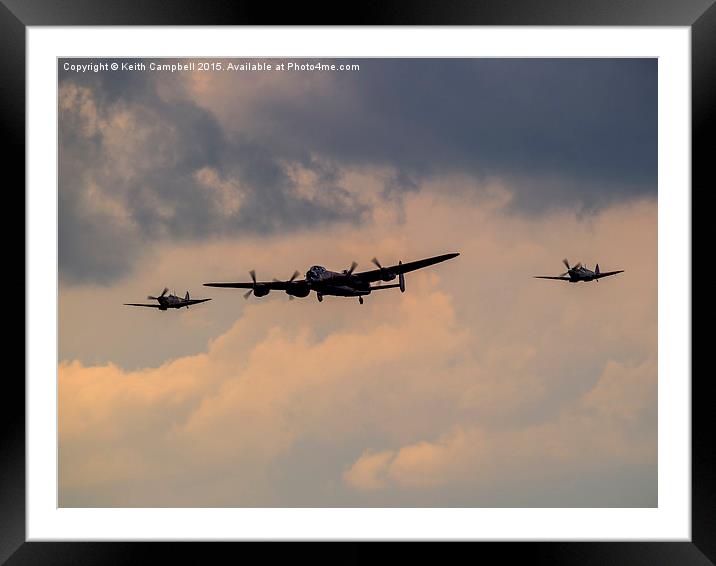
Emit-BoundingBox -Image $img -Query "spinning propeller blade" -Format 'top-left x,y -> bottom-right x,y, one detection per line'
275,271 -> 300,283
244,270 -> 258,299
148,287 -> 170,301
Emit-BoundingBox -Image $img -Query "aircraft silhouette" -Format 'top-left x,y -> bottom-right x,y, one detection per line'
534,259 -> 624,283
204,252 -> 460,305
124,288 -> 212,310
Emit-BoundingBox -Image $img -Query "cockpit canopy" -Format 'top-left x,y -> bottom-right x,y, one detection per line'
306,266 -> 326,280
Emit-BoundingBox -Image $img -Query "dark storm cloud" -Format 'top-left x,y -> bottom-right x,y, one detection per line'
58,62 -> 368,284
252,58 -> 656,208
58,58 -> 656,284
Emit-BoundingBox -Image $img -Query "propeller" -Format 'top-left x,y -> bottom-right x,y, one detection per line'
273,271 -> 299,284
560,259 -> 578,277
271,270 -> 302,300
243,270 -> 257,299
560,259 -> 569,276
372,257 -> 398,282
288,270 -> 302,300
344,261 -> 358,276
147,287 -> 169,301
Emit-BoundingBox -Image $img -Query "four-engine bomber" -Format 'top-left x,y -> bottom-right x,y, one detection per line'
203,253 -> 459,305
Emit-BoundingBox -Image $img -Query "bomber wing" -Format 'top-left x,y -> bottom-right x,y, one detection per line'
203,280 -> 293,290
594,270 -> 624,279
351,253 -> 460,284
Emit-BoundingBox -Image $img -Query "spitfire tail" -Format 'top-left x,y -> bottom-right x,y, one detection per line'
595,263 -> 600,275
185,291 -> 190,300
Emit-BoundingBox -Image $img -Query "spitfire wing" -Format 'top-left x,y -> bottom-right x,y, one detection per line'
184,299 -> 211,305
124,303 -> 163,308
352,253 -> 460,283
183,298 -> 212,305
594,270 -> 624,279
533,276 -> 571,281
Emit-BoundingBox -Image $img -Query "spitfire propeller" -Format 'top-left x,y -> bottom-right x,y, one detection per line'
147,287 -> 169,301
560,259 -> 582,276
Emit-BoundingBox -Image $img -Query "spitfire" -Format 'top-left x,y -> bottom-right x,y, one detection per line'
203,253 -> 460,305
534,258 -> 624,283
124,288 -> 212,310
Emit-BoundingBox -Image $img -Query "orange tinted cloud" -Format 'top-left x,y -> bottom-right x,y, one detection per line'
59,187 -> 656,507
344,357 -> 656,494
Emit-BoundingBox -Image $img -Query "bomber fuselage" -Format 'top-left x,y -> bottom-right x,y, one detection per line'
305,266 -> 372,297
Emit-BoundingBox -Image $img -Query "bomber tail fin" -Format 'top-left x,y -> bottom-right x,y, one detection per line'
185,291 -> 190,300
595,263 -> 600,275
399,261 -> 406,293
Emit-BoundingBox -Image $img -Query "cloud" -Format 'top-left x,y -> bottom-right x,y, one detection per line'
344,357 -> 657,496
174,58 -> 657,203
59,190 -> 656,507
58,58 -> 656,285
583,358 -> 657,421
59,282 -> 469,505
58,68 -> 368,285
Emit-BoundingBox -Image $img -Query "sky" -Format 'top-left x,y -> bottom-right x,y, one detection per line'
58,58 -> 657,507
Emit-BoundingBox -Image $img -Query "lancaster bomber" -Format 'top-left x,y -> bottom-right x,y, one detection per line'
534,259 -> 624,283
204,252 -> 460,304
124,288 -> 212,310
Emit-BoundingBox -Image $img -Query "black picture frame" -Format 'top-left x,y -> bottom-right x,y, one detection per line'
4,1 -> 707,563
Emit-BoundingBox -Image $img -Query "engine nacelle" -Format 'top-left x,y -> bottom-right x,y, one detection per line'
253,285 -> 271,298
381,271 -> 396,282
286,284 -> 310,298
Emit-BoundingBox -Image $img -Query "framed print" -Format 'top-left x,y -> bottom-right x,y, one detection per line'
6,1 -> 708,563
